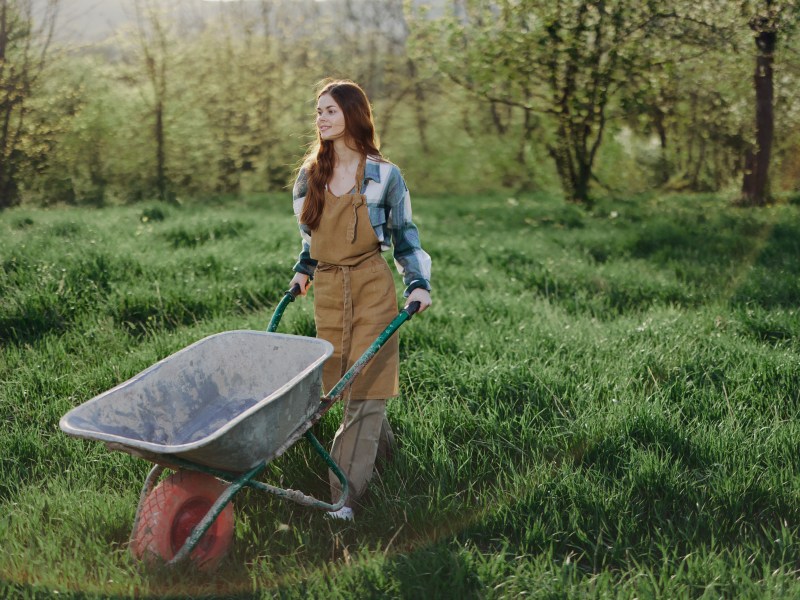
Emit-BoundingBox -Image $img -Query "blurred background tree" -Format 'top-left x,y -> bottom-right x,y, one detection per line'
1,0 -> 799,207
0,0 -> 59,207
414,0 -> 675,207
738,0 -> 799,206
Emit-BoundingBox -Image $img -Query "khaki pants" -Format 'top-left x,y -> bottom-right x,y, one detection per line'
329,398 -> 395,505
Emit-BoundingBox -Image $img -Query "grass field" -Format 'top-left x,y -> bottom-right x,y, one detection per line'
1,191 -> 799,598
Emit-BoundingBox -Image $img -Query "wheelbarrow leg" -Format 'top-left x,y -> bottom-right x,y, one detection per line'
129,465 -> 165,551
168,461 -> 267,566
304,431 -> 349,511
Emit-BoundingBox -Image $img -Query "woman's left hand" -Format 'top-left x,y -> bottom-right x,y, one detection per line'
405,288 -> 432,314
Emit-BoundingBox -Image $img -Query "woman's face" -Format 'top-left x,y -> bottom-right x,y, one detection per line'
316,93 -> 346,142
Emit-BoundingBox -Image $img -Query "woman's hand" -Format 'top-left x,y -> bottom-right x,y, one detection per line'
289,272 -> 312,297
405,288 -> 432,314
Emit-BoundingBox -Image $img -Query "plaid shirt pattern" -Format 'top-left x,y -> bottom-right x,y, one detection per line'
292,156 -> 432,297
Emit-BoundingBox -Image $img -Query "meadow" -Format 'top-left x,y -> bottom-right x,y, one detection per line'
1,191 -> 799,598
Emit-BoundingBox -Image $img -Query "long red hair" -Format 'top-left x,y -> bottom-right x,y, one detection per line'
299,79 -> 382,230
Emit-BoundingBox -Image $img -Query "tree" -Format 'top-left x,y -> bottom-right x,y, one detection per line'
417,0 -> 669,206
738,0 -> 798,205
0,0 -> 58,208
178,0 -> 316,194
132,0 -> 173,201
336,0 -> 432,154
618,2 -> 749,192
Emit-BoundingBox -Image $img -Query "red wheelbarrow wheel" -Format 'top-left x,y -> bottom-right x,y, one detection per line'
131,470 -> 234,570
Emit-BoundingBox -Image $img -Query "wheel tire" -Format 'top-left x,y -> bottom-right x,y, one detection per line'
131,470 -> 234,570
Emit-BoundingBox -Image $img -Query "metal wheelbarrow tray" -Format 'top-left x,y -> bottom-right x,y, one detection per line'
59,330 -> 333,473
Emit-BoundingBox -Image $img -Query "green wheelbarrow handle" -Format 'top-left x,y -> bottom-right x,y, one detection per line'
266,283 -> 303,333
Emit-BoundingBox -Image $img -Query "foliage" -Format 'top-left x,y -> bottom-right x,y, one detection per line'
1,0 -> 800,206
413,1 -> 675,204
412,0 -> 800,204
1,191 -> 799,596
0,0 -> 59,207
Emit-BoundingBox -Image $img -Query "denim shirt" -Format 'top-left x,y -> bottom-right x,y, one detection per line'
292,156 -> 432,297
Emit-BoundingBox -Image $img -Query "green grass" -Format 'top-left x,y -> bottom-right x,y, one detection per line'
1,192 -> 799,598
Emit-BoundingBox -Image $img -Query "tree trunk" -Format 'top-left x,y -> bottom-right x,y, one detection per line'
0,109 -> 14,207
0,2 -> 9,208
136,0 -> 172,202
653,107 -> 669,185
548,132 -> 593,207
0,161 -> 18,208
740,20 -> 776,206
155,99 -> 167,201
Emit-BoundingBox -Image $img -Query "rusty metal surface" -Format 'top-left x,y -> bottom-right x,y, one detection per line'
59,331 -> 333,472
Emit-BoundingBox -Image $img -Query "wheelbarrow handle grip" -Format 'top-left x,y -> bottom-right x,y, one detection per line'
288,283 -> 303,299
267,283 -> 303,332
402,301 -> 421,318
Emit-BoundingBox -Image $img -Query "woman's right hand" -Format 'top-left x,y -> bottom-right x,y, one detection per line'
289,272 -> 312,297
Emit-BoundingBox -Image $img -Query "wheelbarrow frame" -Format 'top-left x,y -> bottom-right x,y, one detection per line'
121,285 -> 420,565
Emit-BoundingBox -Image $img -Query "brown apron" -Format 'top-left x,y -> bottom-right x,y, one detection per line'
310,159 -> 399,400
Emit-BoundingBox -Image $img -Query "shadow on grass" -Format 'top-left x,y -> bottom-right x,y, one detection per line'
455,462 -> 797,584
0,252 -> 115,345
0,255 -> 286,346
493,204 -> 800,317
627,211 -> 800,309
162,220 -> 251,249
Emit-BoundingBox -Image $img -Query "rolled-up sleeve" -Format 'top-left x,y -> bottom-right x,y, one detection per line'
292,168 -> 318,277
385,167 -> 432,297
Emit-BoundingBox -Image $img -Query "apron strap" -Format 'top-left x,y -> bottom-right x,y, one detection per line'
347,197 -> 365,243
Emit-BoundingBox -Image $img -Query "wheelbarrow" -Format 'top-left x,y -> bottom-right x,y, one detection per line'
59,284 -> 420,569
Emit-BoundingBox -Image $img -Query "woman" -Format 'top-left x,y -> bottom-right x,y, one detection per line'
288,79 -> 432,521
